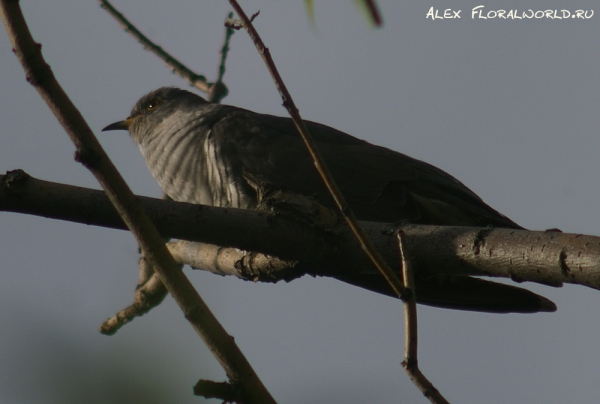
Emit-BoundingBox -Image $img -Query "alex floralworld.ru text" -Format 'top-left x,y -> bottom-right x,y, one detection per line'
426,6 -> 594,20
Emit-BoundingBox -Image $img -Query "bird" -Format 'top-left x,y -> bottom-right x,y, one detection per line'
103,86 -> 555,314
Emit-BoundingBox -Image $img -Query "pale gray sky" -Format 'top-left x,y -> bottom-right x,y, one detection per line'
1,1 -> 599,403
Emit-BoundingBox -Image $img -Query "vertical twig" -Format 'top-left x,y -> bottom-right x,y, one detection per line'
216,12 -> 234,85
225,0 -> 408,301
207,11 -> 234,103
0,2 -> 275,403
397,231 -> 449,404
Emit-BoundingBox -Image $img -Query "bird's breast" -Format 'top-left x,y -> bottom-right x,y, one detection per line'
138,118 -> 255,209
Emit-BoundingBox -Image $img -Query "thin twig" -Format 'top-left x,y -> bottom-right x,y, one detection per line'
216,12 -> 235,85
100,255 -> 170,335
397,231 -> 449,404
208,11 -> 235,103
99,0 -> 232,103
0,2 -> 275,403
225,0 -> 408,300
98,0 -> 210,92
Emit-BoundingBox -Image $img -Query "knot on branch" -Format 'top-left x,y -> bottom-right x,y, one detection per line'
471,226 -> 493,255
0,169 -> 30,196
225,10 -> 260,30
207,80 -> 229,103
559,248 -> 571,278
235,251 -> 299,282
194,380 -> 239,402
74,147 -> 102,169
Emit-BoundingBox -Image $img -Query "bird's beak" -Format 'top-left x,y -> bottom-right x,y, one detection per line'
102,117 -> 133,132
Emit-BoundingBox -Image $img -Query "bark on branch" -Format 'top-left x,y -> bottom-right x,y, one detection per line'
3,170 -> 600,297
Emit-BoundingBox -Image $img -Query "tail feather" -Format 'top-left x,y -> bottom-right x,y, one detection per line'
335,274 -> 556,313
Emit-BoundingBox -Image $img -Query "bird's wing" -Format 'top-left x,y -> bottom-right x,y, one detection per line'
210,107 -> 521,228
208,107 -> 550,313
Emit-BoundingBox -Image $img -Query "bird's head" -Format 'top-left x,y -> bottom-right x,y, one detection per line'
102,87 -> 207,143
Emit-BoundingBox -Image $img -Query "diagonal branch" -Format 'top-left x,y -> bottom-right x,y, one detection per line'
99,0 -> 208,91
99,0 -> 232,103
0,3 -> 274,403
225,0 -> 408,301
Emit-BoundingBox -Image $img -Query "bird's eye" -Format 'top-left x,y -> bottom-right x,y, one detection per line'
146,98 -> 162,111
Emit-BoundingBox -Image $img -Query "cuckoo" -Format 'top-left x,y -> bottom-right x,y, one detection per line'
103,87 -> 554,314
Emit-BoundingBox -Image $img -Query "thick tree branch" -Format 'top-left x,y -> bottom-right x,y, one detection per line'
0,3 -> 274,403
3,171 -> 600,294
